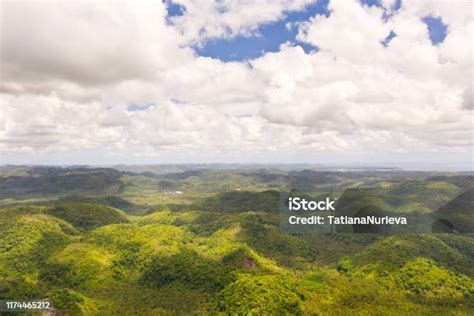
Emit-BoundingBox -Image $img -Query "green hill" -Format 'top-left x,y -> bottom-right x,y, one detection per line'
353,234 -> 474,276
46,203 -> 129,230
195,190 -> 280,213
56,195 -> 145,214
0,167 -> 127,198
386,257 -> 474,298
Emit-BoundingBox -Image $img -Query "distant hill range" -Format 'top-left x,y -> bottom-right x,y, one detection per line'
0,166 -> 134,198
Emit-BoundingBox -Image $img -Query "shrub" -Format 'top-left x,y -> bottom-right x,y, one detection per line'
140,249 -> 234,291
387,258 -> 474,298
337,257 -> 354,273
47,203 -> 128,230
222,247 -> 259,269
48,288 -> 90,315
218,274 -> 303,315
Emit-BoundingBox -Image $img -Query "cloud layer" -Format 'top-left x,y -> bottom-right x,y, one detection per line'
0,0 -> 472,163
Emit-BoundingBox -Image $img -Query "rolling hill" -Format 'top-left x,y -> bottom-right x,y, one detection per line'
0,166 -> 472,314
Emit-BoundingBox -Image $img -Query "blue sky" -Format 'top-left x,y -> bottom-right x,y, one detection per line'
422,16 -> 448,45
192,0 -> 330,61
166,0 -> 448,62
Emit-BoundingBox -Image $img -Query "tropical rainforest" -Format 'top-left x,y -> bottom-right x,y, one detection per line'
0,165 -> 473,315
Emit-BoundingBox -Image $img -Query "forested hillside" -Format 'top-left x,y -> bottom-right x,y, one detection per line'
0,166 -> 472,314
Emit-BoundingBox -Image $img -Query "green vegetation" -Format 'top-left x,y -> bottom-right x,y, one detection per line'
218,274 -> 304,314
387,258 -> 474,298
141,249 -> 235,291
46,203 -> 129,230
195,190 -> 280,213
353,234 -> 474,276
0,166 -> 473,314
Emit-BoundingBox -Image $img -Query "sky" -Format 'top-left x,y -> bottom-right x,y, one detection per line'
0,0 -> 473,168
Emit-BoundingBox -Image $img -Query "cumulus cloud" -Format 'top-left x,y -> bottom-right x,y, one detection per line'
167,0 -> 315,44
0,0 -> 472,163
0,1 -> 187,88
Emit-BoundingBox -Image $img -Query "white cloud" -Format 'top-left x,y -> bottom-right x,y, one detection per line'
0,0 -> 472,163
0,1 -> 188,90
167,0 -> 315,44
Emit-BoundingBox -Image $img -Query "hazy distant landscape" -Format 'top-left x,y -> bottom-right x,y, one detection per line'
1,165 -> 472,314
